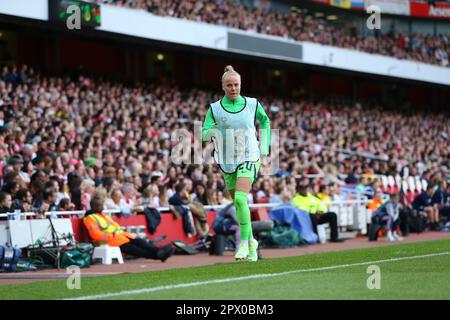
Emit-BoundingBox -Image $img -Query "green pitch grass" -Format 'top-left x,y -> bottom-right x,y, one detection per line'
1,239 -> 449,300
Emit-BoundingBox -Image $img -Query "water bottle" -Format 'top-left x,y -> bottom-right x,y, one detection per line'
13,210 -> 21,221
17,261 -> 37,271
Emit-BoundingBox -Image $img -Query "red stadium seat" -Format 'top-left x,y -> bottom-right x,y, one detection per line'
71,210 -> 220,246
252,207 -> 269,221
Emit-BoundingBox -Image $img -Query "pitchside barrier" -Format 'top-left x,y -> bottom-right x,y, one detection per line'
0,199 -> 371,248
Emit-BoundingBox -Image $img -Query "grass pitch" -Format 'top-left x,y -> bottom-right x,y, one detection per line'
0,239 -> 449,300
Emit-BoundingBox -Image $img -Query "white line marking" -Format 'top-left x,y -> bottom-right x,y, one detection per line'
66,251 -> 450,300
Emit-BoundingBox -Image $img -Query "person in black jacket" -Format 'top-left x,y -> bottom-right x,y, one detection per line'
11,188 -> 33,214
412,185 -> 439,230
0,191 -> 13,220
432,181 -> 450,226
169,183 -> 196,237
68,173 -> 83,210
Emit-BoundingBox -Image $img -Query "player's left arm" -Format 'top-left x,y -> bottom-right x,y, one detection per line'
256,102 -> 271,156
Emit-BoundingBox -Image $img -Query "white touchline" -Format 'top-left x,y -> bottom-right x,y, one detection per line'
66,251 -> 450,300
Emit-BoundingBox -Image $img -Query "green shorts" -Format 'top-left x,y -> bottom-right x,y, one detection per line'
222,160 -> 261,191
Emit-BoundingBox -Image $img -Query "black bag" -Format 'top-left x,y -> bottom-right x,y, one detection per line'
0,245 -> 22,272
143,207 -> 161,235
209,234 -> 226,256
399,208 -> 410,236
408,210 -> 426,234
368,223 -> 382,241
29,247 -> 60,267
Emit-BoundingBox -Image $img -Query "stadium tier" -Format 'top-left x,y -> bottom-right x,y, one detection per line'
91,0 -> 450,67
0,64 -> 448,217
0,0 -> 449,301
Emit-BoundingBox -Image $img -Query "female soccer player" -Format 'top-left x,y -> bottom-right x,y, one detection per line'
202,65 -> 271,262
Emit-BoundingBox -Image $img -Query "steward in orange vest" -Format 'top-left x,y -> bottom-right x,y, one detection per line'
84,208 -> 135,247
84,197 -> 174,262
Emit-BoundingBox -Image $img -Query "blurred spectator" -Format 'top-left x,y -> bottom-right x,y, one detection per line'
121,183 -> 144,214
105,188 -> 130,215
329,184 -> 344,202
218,190 -> 233,205
158,185 -> 170,207
269,183 -> 284,205
8,155 -> 28,186
432,181 -> 450,225
169,183 -> 196,236
368,190 -> 384,213
211,203 -> 240,244
40,188 -> 58,216
140,184 -> 160,208
49,176 -> 69,207
68,173 -> 83,210
82,179 -> 96,211
192,182 -> 208,205
316,184 -> 332,209
58,198 -> 73,211
275,162 -> 291,178
256,179 -> 272,203
0,191 -> 13,219
372,193 -> 404,241
1,181 -> 19,198
96,0 -> 450,67
11,188 -> 33,213
0,63 -> 447,229
205,180 -> 219,206
412,185 -> 439,230
444,184 -> 450,224
292,183 -> 343,242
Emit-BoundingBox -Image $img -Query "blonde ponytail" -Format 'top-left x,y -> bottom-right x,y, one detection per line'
222,65 -> 241,84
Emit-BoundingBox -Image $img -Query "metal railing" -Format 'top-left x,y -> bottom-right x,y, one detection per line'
0,204 -> 273,219
0,199 -> 370,219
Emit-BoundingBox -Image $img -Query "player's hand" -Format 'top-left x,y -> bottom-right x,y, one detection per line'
261,153 -> 270,164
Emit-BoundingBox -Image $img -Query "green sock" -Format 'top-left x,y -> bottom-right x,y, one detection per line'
234,191 -> 252,241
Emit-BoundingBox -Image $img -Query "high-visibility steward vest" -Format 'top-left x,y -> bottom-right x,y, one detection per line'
368,198 -> 384,213
291,193 -> 327,214
83,213 -> 135,247
317,192 -> 331,209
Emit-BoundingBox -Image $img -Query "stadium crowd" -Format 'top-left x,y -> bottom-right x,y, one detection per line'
0,65 -> 449,233
94,0 -> 450,67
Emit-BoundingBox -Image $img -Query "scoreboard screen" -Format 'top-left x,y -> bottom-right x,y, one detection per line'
48,0 -> 101,28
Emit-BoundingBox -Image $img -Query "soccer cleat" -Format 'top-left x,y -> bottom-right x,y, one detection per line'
386,230 -> 396,242
248,239 -> 259,262
393,231 -> 404,241
234,242 -> 249,261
